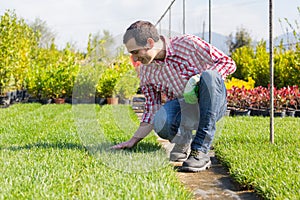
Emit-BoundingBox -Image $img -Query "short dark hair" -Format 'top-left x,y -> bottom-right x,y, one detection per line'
123,20 -> 160,46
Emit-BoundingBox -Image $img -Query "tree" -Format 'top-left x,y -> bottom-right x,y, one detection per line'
227,27 -> 252,55
278,6 -> 300,50
29,18 -> 56,49
0,10 -> 37,94
86,30 -> 114,64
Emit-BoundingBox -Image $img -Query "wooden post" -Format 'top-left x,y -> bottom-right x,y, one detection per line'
269,0 -> 274,144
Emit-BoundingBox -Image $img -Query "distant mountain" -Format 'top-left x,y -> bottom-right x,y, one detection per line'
270,32 -> 299,49
193,31 -> 299,54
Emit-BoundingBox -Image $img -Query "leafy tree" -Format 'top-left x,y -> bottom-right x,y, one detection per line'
232,40 -> 299,88
251,41 -> 270,87
29,18 -> 56,49
86,30 -> 114,64
231,45 -> 254,80
227,27 -> 252,55
0,10 -> 37,94
274,43 -> 300,88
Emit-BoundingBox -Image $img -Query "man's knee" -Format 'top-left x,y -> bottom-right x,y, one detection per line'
201,70 -> 221,81
200,70 -> 224,91
153,108 -> 173,140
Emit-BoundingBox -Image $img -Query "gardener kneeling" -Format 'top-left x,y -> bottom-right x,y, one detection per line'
111,20 -> 236,172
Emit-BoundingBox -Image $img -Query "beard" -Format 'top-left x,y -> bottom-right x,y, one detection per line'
140,55 -> 154,65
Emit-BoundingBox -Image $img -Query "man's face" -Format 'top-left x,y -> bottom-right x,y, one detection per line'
125,38 -> 154,65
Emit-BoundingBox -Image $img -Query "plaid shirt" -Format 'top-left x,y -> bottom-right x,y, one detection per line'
140,34 -> 236,124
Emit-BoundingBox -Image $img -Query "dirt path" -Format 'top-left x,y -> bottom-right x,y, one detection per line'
158,138 -> 262,200
135,112 -> 261,200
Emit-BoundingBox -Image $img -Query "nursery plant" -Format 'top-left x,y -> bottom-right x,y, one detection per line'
226,84 -> 300,116
225,77 -> 255,90
227,86 -> 250,110
231,37 -> 299,88
0,11 -> 37,95
96,50 -> 136,99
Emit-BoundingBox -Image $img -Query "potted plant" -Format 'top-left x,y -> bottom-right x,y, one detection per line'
248,86 -> 270,116
227,86 -> 251,116
283,85 -> 300,117
96,52 -> 136,105
114,69 -> 140,104
273,87 -> 286,117
96,67 -> 119,104
73,65 -> 102,104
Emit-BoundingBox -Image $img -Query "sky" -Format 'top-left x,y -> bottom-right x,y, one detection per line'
0,0 -> 299,51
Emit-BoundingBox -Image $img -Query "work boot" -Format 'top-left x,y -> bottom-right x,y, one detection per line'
180,150 -> 211,172
169,143 -> 191,162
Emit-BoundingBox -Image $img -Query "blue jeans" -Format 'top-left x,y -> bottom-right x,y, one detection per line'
153,70 -> 227,153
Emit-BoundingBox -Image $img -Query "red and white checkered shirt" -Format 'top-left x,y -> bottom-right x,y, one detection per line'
140,34 -> 236,124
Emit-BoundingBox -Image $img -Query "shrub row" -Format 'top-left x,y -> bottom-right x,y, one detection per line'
231,41 -> 300,88
0,11 -> 139,104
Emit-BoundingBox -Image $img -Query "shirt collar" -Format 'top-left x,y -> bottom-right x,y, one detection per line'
152,36 -> 175,64
161,35 -> 175,58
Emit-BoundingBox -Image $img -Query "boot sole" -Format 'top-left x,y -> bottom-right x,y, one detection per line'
169,157 -> 188,162
179,160 -> 212,172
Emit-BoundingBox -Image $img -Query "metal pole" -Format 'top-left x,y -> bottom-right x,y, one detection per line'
159,23 -> 161,34
269,0 -> 274,144
202,21 -> 205,39
155,0 -> 176,27
209,0 -> 212,43
169,6 -> 172,38
183,0 -> 186,34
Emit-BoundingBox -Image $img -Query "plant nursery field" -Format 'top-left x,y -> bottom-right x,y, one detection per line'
0,103 -> 299,199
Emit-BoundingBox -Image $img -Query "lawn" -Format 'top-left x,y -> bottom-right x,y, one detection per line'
0,104 -> 299,199
0,104 -> 191,199
214,116 -> 300,199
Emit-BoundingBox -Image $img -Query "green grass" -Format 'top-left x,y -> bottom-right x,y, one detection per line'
214,116 -> 300,200
0,104 -> 191,199
1,104 -> 299,199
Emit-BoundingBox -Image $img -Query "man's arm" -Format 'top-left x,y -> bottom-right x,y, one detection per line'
110,122 -> 153,149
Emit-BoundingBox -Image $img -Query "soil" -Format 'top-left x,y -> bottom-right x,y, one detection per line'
158,139 -> 262,200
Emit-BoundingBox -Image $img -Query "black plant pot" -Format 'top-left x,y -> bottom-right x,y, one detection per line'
273,110 -> 286,118
294,110 -> 300,117
266,110 -> 286,118
40,98 -> 52,104
285,109 -> 295,117
97,98 -> 107,105
0,95 -> 10,108
249,108 -> 269,117
224,109 -> 231,116
231,109 -> 250,116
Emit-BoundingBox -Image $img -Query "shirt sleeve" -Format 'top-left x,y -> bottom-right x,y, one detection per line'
188,35 -> 236,79
141,84 -> 162,124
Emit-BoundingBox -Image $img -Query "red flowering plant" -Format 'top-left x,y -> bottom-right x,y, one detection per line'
294,85 -> 300,109
274,87 -> 287,111
227,86 -> 250,110
248,86 -> 270,110
279,85 -> 300,110
227,85 -> 300,113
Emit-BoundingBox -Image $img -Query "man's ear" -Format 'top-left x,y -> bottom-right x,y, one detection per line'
146,38 -> 155,48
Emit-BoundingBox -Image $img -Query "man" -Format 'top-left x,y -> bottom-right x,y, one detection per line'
111,20 -> 236,172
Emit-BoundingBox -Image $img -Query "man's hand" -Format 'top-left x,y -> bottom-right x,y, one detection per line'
110,137 -> 142,150
110,122 -> 153,150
